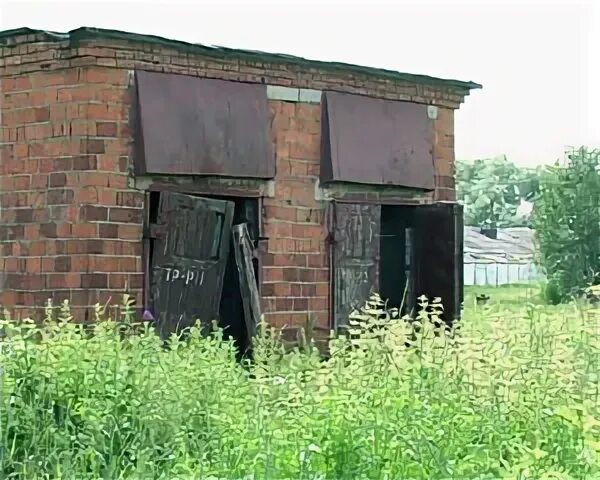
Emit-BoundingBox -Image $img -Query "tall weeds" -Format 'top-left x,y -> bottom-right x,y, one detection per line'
1,295 -> 599,479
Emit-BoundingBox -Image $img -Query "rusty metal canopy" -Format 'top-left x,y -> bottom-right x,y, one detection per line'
321,91 -> 435,190
135,70 -> 274,178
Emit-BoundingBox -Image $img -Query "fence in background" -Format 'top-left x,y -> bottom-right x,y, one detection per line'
464,261 -> 544,287
464,226 -> 543,286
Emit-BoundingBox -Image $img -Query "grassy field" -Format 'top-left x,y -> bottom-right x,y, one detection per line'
2,291 -> 600,479
464,283 -> 545,307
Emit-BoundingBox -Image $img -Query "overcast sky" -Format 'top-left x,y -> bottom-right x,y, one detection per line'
2,0 -> 598,166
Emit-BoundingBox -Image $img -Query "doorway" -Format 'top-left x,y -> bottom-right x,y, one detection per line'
146,190 -> 259,357
379,205 -> 416,316
213,195 -> 259,358
331,201 -> 463,329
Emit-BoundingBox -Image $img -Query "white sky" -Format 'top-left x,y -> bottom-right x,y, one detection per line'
1,0 -> 598,166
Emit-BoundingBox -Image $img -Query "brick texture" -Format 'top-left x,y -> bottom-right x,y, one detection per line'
0,66 -> 141,319
261,101 -> 329,329
0,32 -> 463,327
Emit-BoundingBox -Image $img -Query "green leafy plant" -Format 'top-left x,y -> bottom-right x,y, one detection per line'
1,294 -> 599,478
457,155 -> 541,228
533,147 -> 600,301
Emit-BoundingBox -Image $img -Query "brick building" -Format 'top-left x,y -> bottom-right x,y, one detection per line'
0,27 -> 480,348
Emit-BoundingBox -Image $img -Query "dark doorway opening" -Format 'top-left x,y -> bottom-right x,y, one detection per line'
331,201 -> 463,330
379,205 -> 416,316
146,191 -> 259,358
211,195 -> 259,359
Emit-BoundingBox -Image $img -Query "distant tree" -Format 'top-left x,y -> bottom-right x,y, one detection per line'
533,147 -> 600,302
456,155 -> 540,228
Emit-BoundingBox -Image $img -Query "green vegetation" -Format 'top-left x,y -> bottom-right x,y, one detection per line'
464,283 -> 543,307
533,147 -> 600,302
458,146 -> 600,303
456,155 -> 540,228
3,292 -> 600,479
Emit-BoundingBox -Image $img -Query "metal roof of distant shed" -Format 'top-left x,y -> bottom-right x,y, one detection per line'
0,27 -> 482,91
465,227 -> 537,264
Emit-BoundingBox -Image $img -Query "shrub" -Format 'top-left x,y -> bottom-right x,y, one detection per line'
533,147 -> 600,302
456,155 -> 540,228
1,295 -> 600,478
541,280 -> 562,306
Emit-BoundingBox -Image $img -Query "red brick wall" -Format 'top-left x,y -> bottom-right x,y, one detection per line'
0,66 -> 143,319
0,33 -> 464,324
259,100 -> 455,330
434,107 -> 456,202
261,101 -> 329,330
0,34 -> 472,109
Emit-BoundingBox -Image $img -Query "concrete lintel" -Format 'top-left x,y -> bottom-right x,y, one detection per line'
299,88 -> 322,104
129,175 -> 147,190
267,85 -> 322,104
266,85 -> 300,102
315,178 -> 434,205
314,178 -> 332,201
264,180 -> 275,198
130,175 -> 270,197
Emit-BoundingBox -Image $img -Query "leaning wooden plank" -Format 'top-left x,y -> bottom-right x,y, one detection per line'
232,223 -> 261,343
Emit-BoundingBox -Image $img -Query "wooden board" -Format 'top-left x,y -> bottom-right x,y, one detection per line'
149,191 -> 234,339
414,202 -> 464,325
232,223 -> 261,343
332,203 -> 381,329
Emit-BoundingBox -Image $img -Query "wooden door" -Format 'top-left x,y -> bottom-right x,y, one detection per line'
332,203 -> 381,329
149,191 -> 234,339
414,202 -> 464,325
232,223 -> 261,342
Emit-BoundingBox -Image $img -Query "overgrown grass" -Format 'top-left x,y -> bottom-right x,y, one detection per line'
2,293 -> 600,479
465,283 -> 544,307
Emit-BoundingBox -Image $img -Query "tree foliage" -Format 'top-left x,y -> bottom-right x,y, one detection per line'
532,147 -> 600,301
456,155 -> 540,228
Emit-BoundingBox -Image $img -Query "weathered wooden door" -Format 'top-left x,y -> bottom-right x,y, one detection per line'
332,203 -> 381,329
232,223 -> 261,343
414,202 -> 464,325
149,191 -> 235,339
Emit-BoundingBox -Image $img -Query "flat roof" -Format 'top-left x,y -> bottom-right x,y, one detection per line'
0,27 -> 482,91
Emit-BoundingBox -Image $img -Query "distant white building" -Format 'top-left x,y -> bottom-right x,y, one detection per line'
464,227 -> 544,286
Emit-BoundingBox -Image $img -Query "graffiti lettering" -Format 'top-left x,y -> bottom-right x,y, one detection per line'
154,266 -> 205,286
